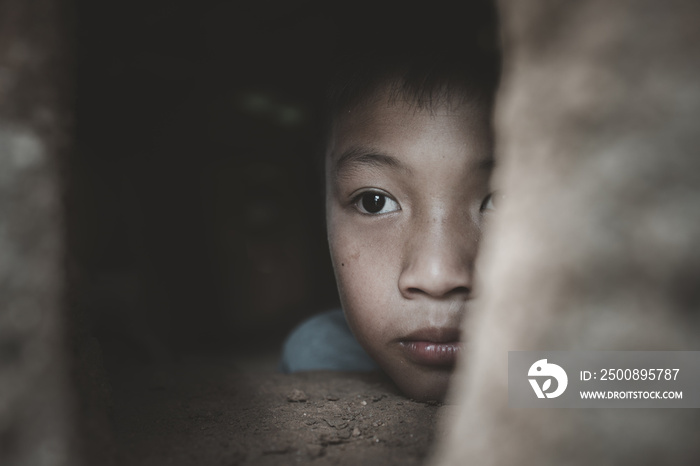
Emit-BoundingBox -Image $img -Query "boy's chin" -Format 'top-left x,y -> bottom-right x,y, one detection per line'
391,366 -> 453,402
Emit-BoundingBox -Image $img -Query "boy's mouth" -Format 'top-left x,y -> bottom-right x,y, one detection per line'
398,327 -> 462,367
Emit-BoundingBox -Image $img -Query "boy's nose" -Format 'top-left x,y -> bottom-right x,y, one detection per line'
398,216 -> 478,300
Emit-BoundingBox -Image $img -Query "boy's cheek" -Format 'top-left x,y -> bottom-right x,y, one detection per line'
328,228 -> 396,332
327,213 -> 404,265
331,249 -> 387,325
328,230 -> 397,311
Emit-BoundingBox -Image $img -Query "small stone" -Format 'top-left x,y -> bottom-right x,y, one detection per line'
325,394 -> 339,401
360,400 -> 367,406
372,421 -> 383,427
287,389 -> 308,402
352,427 -> 361,437
372,394 -> 386,402
323,418 -> 348,429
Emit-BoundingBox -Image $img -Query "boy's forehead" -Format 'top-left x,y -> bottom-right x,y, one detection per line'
327,87 -> 489,161
325,97 -> 493,186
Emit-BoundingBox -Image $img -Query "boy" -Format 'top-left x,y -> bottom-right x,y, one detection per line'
280,6 -> 500,402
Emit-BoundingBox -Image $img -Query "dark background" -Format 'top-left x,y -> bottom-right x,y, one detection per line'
71,0 -> 343,364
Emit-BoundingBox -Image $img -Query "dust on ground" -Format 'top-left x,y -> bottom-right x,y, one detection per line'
110,355 -> 450,465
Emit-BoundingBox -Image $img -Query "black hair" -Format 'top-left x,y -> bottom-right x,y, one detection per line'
320,0 -> 501,150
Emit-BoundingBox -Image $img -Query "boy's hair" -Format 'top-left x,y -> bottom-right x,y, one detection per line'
321,0 -> 501,150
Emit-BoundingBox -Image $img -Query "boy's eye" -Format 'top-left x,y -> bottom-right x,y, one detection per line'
480,191 -> 504,212
354,191 -> 401,215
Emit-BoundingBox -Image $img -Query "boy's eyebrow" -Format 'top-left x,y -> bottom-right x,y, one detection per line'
333,146 -> 410,179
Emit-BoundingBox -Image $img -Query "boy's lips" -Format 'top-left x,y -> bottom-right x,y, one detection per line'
398,327 -> 462,367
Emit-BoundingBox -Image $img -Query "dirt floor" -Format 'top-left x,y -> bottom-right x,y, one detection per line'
109,354 -> 448,465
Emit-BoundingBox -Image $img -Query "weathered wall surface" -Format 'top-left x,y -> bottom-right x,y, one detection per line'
432,1 -> 700,465
0,1 -> 78,465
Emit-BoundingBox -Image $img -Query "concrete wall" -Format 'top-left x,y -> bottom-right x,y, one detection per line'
433,1 -> 700,465
0,1 -> 80,465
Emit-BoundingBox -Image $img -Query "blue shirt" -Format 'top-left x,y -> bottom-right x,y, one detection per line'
279,309 -> 379,373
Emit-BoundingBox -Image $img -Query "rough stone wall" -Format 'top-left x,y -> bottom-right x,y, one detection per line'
432,1 -> 700,465
0,1 -> 79,465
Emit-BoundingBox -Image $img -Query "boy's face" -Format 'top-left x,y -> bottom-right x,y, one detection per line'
325,85 -> 494,401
